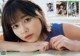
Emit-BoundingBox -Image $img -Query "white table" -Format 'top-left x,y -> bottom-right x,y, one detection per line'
2,50 -> 80,56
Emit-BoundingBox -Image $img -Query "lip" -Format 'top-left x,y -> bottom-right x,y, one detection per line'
24,34 -> 33,40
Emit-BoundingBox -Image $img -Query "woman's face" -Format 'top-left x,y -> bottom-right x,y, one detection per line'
60,5 -> 63,9
11,11 -> 42,42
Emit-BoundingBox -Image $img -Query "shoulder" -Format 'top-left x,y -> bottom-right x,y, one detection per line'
63,23 -> 80,31
63,23 -> 80,40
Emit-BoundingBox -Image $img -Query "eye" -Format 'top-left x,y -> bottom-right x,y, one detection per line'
24,18 -> 32,23
11,24 -> 19,29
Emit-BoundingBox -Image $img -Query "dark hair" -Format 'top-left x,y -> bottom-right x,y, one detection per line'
2,0 -> 50,42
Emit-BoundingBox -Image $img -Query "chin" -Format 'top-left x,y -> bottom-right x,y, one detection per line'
28,39 -> 38,43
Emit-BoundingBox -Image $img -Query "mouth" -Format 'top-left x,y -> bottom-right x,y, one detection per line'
24,34 -> 33,40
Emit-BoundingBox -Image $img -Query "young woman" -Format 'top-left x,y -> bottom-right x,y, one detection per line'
56,4 -> 64,16
1,0 -> 80,52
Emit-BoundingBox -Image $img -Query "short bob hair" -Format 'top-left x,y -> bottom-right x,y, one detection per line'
2,0 -> 51,42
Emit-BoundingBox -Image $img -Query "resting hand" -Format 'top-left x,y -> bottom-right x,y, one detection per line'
50,35 -> 80,51
35,41 -> 49,52
19,41 -> 49,52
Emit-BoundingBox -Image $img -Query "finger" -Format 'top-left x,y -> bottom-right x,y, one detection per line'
50,37 -> 58,48
50,35 -> 63,49
44,42 -> 49,50
56,40 -> 68,51
46,43 -> 50,50
38,42 -> 48,52
50,35 -> 63,45
52,38 -> 63,50
49,42 -> 52,48
39,46 -> 46,52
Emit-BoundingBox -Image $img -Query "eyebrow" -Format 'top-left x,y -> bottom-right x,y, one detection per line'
21,15 -> 27,19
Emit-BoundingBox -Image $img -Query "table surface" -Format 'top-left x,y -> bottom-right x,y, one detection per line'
2,50 -> 80,56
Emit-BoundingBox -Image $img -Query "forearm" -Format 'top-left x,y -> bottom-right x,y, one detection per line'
0,41 -> 39,52
74,40 -> 80,51
0,41 -> 49,52
0,41 -> 21,51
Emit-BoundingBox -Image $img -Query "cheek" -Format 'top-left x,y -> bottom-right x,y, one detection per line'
33,25 -> 42,34
12,29 -> 22,38
29,19 -> 42,35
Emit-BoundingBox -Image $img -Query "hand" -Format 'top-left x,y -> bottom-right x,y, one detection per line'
50,35 -> 80,51
19,41 -> 49,52
35,41 -> 49,52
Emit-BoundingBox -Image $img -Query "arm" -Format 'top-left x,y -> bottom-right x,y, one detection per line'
0,35 -> 21,51
50,23 -> 80,51
63,23 -> 80,41
0,34 -> 49,52
0,41 -> 21,51
0,41 -> 49,52
50,35 -> 80,51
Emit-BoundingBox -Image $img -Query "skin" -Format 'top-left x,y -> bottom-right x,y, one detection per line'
57,5 -> 64,15
60,5 -> 63,9
1,11 -> 80,51
50,23 -> 80,51
0,10 -> 50,52
11,11 -> 42,43
11,11 -> 80,52
0,41 -> 49,52
1,7 -> 80,52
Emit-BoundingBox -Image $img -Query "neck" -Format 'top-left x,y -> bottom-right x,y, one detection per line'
38,33 -> 48,41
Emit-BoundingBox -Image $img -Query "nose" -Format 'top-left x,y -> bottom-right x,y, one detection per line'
20,25 -> 29,34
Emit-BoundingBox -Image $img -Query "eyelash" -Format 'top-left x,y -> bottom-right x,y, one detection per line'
24,18 -> 32,23
12,17 -> 32,29
12,25 -> 19,29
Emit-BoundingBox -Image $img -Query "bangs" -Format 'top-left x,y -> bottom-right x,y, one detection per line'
3,0 -> 41,26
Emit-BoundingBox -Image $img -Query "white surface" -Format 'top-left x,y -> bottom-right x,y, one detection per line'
33,53 -> 53,56
7,50 -> 80,56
